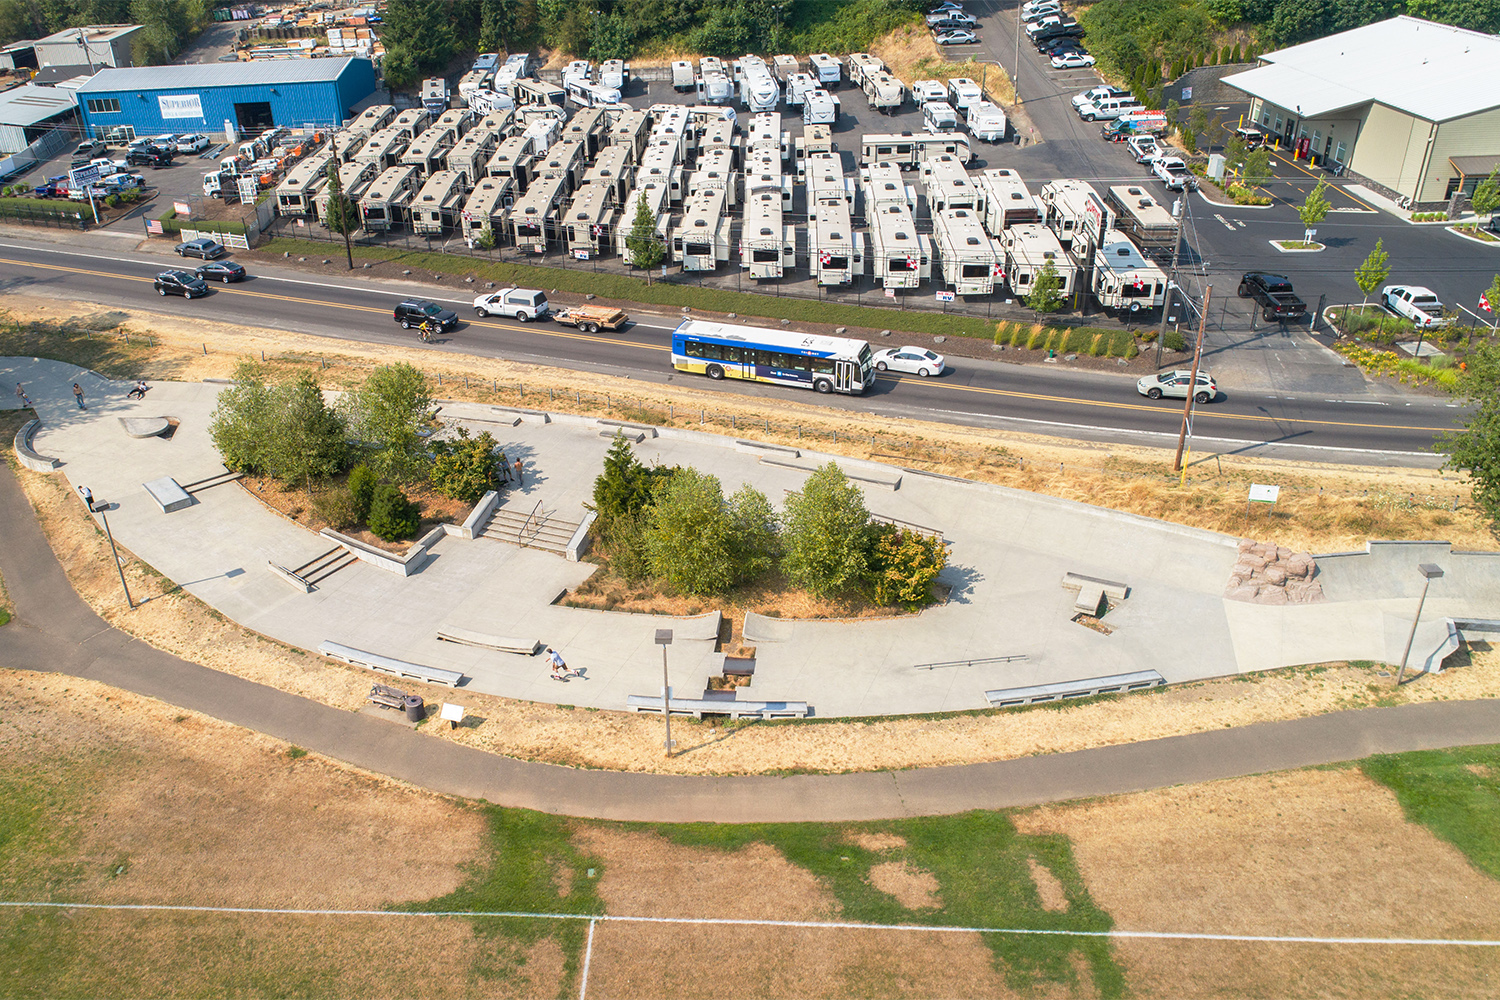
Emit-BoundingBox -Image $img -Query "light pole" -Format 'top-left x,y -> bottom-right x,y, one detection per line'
82,488 -> 134,609
655,628 -> 674,757
1395,563 -> 1444,686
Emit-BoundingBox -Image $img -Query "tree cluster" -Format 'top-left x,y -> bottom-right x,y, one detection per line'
591,435 -> 947,606
0,0 -> 212,64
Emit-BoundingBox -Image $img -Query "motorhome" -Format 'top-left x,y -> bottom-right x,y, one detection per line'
931,208 -> 1002,295
1000,223 -> 1075,298
672,187 -> 730,271
638,143 -> 686,205
966,101 -> 1007,142
349,104 -> 396,133
805,151 -> 855,206
803,89 -> 840,125
923,101 -> 959,134
390,108 -> 431,140
359,164 -> 421,232
606,108 -> 650,161
275,151 -> 331,216
737,54 -> 780,113
447,130 -> 497,187
401,124 -> 457,176
421,78 -> 450,115
793,123 -> 834,182
860,132 -> 971,169
600,59 -> 628,91
846,53 -> 885,89
741,188 -> 795,279
412,169 -> 468,236
977,167 -> 1041,232
772,54 -> 800,82
510,171 -> 568,253
1090,231 -> 1168,315
689,145 -> 739,206
864,72 -> 905,114
946,78 -> 983,112
1104,184 -> 1177,255
352,127 -> 410,171
459,175 -> 514,242
564,182 -> 614,258
458,68 -> 494,104
487,133 -> 538,192
807,193 -> 862,285
1040,179 -> 1105,252
312,159 -> 379,222
534,139 -> 587,194
671,60 -> 695,92
809,53 -> 842,88
562,106 -> 606,158
921,154 -> 981,214
868,200 -> 931,289
613,180 -> 669,258
583,143 -> 635,205
565,77 -> 621,109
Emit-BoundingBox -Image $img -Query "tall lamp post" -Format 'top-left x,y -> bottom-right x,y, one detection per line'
1395,563 -> 1444,686
81,488 -> 134,609
655,628 -> 675,757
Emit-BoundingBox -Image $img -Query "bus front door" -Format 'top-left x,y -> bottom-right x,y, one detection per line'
835,359 -> 856,393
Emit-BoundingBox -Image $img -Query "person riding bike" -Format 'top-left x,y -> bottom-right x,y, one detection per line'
418,318 -> 441,342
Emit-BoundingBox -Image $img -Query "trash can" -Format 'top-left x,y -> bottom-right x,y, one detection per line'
403,695 -> 425,723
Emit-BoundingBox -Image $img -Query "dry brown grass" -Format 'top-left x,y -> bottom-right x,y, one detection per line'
872,23 -> 1017,106
868,860 -> 942,910
1028,857 -> 1069,913
1016,768 -> 1500,998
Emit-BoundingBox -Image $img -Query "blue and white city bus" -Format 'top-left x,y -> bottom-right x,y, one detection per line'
670,319 -> 874,394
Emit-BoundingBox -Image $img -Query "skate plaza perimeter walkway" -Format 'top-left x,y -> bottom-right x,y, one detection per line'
6,355 -> 1500,721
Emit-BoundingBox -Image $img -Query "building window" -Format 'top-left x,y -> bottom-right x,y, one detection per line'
1273,116 -> 1282,133
1261,113 -> 1270,127
1335,142 -> 1346,163
86,97 -> 120,114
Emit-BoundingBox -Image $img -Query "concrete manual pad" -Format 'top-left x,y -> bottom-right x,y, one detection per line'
120,416 -> 170,438
142,476 -> 193,513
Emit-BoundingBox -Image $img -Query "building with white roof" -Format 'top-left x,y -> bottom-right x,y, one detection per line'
1223,15 -> 1500,206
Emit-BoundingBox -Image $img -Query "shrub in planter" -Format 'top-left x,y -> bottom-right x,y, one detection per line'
1164,329 -> 1186,352
314,489 -> 360,531
347,463 -> 377,520
367,483 -> 419,541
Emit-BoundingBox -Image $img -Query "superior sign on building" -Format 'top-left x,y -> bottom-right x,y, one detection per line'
158,94 -> 204,119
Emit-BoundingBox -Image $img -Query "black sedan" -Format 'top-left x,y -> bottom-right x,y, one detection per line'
195,260 -> 246,283
175,238 -> 226,260
154,270 -> 209,298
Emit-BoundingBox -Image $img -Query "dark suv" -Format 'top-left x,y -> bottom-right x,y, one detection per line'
394,299 -> 459,331
154,270 -> 209,298
126,145 -> 174,168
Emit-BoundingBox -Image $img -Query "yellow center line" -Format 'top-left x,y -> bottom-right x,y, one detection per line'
2,256 -> 1445,434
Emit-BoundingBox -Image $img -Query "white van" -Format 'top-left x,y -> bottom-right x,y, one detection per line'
473,286 -> 550,321
1078,96 -> 1144,122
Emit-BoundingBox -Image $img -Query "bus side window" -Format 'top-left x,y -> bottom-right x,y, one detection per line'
724,346 -> 742,364
812,357 -> 834,375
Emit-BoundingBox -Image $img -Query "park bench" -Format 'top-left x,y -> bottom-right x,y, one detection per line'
985,670 -> 1164,708
626,694 -> 809,720
317,640 -> 464,687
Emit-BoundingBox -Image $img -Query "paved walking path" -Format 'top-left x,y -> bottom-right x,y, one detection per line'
3,461 -> 1500,822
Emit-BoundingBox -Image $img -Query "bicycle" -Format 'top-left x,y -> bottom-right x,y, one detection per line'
418,320 -> 440,343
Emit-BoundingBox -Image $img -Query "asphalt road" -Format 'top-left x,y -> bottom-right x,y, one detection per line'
0,234 -> 1464,460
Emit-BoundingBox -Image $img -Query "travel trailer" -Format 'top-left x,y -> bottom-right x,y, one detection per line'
583,144 -> 635,205
861,163 -> 917,215
966,101 -> 1007,142
352,127 -> 410,171
390,108 -> 431,140
809,53 -> 841,88
487,133 -> 538,192
793,123 -> 834,182
931,208 -> 1002,295
868,200 -> 931,290
697,56 -> 734,105
860,132 -> 971,169
922,154 -> 982,214
359,164 -> 421,232
1000,223 -> 1076,298
412,169 -> 468,236
638,143 -> 686,205
689,145 -> 739,207
946,78 -> 983,112
402,123 -> 457,176
772,55 -> 800,82
671,60 -> 695,92
1040,179 -> 1105,253
349,104 -> 397,133
846,53 -> 885,89
672,187 -> 730,271
447,130 -> 498,187
741,188 -> 795,279
1091,231 -> 1168,315
564,181 -> 614,258
805,151 -> 854,206
803,89 -> 840,125
605,108 -> 650,161
510,171 -> 568,252
613,180 -> 670,258
807,193 -> 862,285
562,107 -> 607,158
1104,185 -> 1178,254
599,59 -> 628,91
737,54 -> 780,113
864,71 -> 905,114
534,139 -> 587,194
744,146 -> 793,210
923,100 -> 959,134
977,168 -> 1041,231
312,159 -> 378,222
421,77 -> 449,115
460,175 -> 514,242
275,151 -> 331,217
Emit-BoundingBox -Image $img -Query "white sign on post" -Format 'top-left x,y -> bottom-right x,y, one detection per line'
1181,86 -> 1192,100
1248,483 -> 1280,504
935,290 -> 956,303
439,702 -> 465,730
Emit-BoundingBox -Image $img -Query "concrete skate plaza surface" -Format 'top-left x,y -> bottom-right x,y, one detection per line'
7,356 -> 1498,718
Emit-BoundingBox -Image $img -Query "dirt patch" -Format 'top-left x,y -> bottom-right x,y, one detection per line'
1015,768 -> 1500,997
239,472 -> 471,553
0,669 -> 484,909
577,827 -> 836,921
847,831 -> 907,852
868,860 -> 941,910
1466,763 -> 1496,779
1027,857 -> 1069,913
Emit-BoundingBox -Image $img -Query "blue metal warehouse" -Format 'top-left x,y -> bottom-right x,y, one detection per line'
74,57 -> 376,138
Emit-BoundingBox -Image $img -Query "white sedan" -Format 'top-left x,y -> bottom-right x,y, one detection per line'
1050,51 -> 1095,69
873,347 -> 945,376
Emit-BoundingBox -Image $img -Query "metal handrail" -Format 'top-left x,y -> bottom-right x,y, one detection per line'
518,499 -> 543,543
870,513 -> 944,543
914,654 -> 1028,671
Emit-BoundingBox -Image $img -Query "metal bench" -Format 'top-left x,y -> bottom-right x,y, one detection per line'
435,626 -> 540,656
318,640 -> 464,687
626,694 -> 809,719
985,670 -> 1165,708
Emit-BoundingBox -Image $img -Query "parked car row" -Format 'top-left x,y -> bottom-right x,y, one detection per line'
928,2 -> 979,45
1025,0 -> 1090,63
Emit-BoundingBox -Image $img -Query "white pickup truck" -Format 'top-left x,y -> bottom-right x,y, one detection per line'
1381,285 -> 1449,329
1151,156 -> 1198,191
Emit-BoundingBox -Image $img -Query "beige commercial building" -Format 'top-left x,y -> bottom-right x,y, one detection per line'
1224,16 -> 1500,208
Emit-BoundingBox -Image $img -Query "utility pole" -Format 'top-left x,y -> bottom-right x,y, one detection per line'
1014,2 -> 1022,105
1155,197 -> 1184,368
1174,283 -> 1213,477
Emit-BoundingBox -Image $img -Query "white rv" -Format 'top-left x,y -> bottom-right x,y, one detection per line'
689,145 -> 739,207
931,208 -> 1002,295
421,77 -> 450,115
807,194 -> 862,286
809,53 -> 842,88
390,108 -> 431,140
923,101 -> 959,134
460,175 -> 514,242
860,132 -> 972,170
275,152 -> 331,217
614,180 -> 670,258
359,164 -> 421,232
922,154 -> 981,214
947,78 -> 983,112
977,167 -> 1041,232
803,89 -> 840,125
413,169 -> 468,236
510,171 -> 568,253
1000,223 -> 1075,298
793,123 -> 835,181
599,59 -> 629,91
1040,179 -> 1106,252
671,60 -> 695,92
534,138 -> 587,194
446,130 -> 497,187
313,159 -> 378,222
868,201 -> 931,290
565,77 -> 621,109
697,56 -> 734,105
1091,231 -> 1168,315
861,163 -> 917,216
772,54 -> 800,82
967,101 -> 1008,142
562,59 -> 591,88
606,108 -> 650,160
737,54 -> 780,113
746,112 -> 788,164
487,133 -> 538,191
672,187 -> 730,271
846,52 -> 885,89
584,144 -> 635,205
458,68 -> 493,104
805,151 -> 855,206
784,72 -> 816,108
354,127 -> 410,170
564,182 -> 614,258
741,189 -> 795,279
697,120 -> 741,168
864,72 -> 905,114
744,146 -> 793,210
638,143 -> 686,205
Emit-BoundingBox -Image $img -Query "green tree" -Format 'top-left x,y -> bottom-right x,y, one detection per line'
1027,259 -> 1064,315
1469,166 -> 1500,230
592,431 -> 655,527
265,371 -> 347,494
644,468 -> 735,595
1241,147 -> 1272,190
1165,98 -> 1181,131
1298,176 -> 1331,240
867,527 -> 949,609
624,191 -> 664,282
725,483 -> 779,583
430,427 -> 503,504
1486,273 -> 1500,332
1439,341 -> 1500,527
380,0 -> 456,89
1353,237 -> 1390,314
782,462 -> 871,598
367,483 -> 420,541
348,463 -> 377,520
1184,103 -> 1209,155
339,362 -> 432,483
322,161 -> 360,235
208,360 -> 274,474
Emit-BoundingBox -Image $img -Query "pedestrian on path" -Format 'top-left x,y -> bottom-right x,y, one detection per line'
497,449 -> 511,484
15,382 -> 30,407
77,485 -> 94,511
72,383 -> 85,409
513,458 -> 524,486
547,647 -> 568,680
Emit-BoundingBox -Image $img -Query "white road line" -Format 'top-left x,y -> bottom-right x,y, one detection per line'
1,900 -> 1494,948
579,919 -> 596,1000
